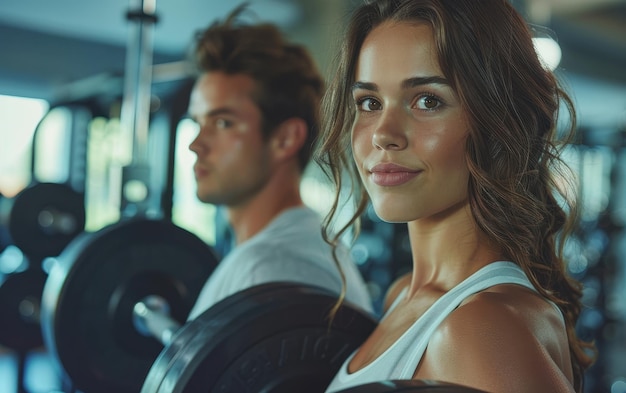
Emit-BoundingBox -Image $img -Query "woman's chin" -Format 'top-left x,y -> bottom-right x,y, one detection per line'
371,205 -> 412,224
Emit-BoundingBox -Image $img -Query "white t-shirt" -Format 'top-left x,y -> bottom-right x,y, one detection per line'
187,206 -> 374,320
325,261 -> 557,392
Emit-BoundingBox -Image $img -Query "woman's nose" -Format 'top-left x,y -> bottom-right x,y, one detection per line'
372,114 -> 407,151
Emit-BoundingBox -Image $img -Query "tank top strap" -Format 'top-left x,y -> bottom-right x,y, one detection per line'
393,261 -> 535,377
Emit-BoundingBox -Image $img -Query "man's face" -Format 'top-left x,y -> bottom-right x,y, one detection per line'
187,71 -> 272,208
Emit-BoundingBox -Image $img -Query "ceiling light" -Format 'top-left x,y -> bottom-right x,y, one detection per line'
533,36 -> 562,71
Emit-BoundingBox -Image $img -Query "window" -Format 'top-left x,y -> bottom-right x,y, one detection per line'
0,95 -> 49,197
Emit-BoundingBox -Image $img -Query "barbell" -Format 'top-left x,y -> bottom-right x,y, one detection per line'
39,217 -> 379,393
37,217 -> 487,393
40,217 -> 216,393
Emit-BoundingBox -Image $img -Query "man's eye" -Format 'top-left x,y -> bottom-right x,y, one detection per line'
216,118 -> 232,128
357,97 -> 382,112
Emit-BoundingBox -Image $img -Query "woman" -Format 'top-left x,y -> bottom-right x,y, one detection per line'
315,0 -> 596,392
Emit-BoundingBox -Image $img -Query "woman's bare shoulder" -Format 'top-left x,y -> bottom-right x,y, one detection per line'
415,284 -> 574,393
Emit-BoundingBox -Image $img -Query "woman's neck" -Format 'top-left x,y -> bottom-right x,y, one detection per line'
405,201 -> 504,296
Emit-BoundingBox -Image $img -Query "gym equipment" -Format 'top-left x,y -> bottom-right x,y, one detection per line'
118,0 -> 159,218
334,380 -> 487,392
0,182 -> 82,374
0,268 -> 47,352
41,217 -> 218,393
0,265 -> 48,393
141,283 -> 377,393
0,182 -> 86,262
2,101 -> 90,263
39,1 -> 213,391
43,227 -> 377,393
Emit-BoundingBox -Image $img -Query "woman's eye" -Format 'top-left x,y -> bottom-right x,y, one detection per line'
357,97 -> 381,112
416,95 -> 442,110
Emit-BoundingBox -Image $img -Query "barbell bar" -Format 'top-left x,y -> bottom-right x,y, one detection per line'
133,295 -> 182,346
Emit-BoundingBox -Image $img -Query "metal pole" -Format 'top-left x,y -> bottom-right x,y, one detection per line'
119,0 -> 157,217
120,0 -> 156,166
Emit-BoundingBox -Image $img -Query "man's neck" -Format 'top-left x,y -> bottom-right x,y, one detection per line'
227,175 -> 304,245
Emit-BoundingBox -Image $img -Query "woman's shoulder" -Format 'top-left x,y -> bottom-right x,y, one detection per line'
459,282 -> 566,334
450,284 -> 569,358
416,284 -> 574,392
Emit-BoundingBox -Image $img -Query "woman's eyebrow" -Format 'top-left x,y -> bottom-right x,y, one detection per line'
352,76 -> 450,93
401,76 -> 449,89
352,81 -> 378,92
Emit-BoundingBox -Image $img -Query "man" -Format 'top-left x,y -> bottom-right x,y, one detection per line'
186,6 -> 373,319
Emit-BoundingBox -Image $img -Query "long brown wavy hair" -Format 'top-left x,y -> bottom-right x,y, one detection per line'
314,0 -> 596,390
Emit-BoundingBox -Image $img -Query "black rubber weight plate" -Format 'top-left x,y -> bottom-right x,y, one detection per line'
8,182 -> 85,260
40,218 -> 218,393
0,269 -> 47,351
141,283 -> 378,393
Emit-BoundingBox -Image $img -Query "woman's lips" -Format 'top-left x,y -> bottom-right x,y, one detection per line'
369,163 -> 421,187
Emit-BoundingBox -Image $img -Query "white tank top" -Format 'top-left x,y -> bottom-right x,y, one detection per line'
325,261 -> 548,392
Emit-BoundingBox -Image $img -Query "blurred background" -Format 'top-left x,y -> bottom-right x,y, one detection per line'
0,0 -> 624,392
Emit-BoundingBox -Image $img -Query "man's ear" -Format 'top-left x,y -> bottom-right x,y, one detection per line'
270,117 -> 307,161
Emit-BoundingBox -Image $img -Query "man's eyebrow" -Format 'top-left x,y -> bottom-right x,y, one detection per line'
351,76 -> 450,92
186,107 -> 236,121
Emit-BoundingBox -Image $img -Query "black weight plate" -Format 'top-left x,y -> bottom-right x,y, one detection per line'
141,283 -> 378,393
8,182 -> 85,261
334,380 -> 488,392
0,269 -> 47,352
40,217 -> 218,393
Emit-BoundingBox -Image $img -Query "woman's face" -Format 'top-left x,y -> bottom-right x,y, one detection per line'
351,21 -> 471,223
